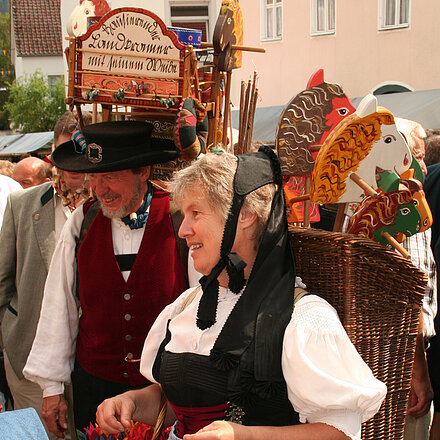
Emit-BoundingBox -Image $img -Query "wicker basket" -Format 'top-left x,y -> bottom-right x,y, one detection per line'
289,226 -> 427,440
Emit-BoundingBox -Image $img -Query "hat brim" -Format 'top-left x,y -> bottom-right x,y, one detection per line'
52,138 -> 180,173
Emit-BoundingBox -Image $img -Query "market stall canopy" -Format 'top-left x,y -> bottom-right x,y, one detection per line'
232,88 -> 440,144
0,132 -> 53,155
0,134 -> 23,150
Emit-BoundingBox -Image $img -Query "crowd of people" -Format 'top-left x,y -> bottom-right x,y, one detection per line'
0,111 -> 438,440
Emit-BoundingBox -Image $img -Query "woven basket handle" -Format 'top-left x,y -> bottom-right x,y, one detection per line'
152,389 -> 167,440
294,287 -> 308,304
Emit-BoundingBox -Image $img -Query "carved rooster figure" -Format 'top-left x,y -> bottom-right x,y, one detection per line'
67,0 -> 111,37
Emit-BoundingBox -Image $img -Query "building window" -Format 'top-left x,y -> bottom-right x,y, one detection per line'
263,0 -> 282,40
48,75 -> 63,88
170,4 -> 209,42
379,0 -> 409,30
311,0 -> 335,35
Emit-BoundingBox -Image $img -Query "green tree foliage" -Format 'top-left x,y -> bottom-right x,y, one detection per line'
0,12 -> 14,130
5,69 -> 66,133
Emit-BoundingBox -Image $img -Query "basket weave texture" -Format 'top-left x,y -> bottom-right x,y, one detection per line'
289,226 -> 427,440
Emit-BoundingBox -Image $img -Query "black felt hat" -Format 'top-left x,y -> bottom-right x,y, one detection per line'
52,120 -> 180,173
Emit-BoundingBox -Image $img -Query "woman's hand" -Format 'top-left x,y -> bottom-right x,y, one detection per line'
183,421 -> 246,440
96,393 -> 136,434
182,420 -> 351,440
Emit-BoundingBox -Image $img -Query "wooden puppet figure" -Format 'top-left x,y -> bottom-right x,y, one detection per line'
67,0 -> 111,37
347,186 -> 422,248
311,94 -> 412,205
213,0 -> 243,71
275,69 -> 355,223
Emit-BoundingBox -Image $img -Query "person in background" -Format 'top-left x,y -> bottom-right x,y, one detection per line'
425,134 -> 440,168
395,118 -> 437,440
12,156 -> 52,188
0,173 -> 21,412
0,110 -> 90,440
424,154 -> 440,440
0,160 -> 15,178
96,149 -> 386,440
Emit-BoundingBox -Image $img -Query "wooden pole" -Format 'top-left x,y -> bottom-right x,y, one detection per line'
182,47 -> 192,98
383,232 -> 411,259
75,105 -> 83,129
207,55 -> 221,149
246,72 -> 258,151
239,80 -> 251,155
222,71 -> 232,147
101,104 -> 112,122
229,105 -> 234,153
309,145 -> 322,152
191,51 -> 201,102
303,177 -> 312,228
237,81 -> 246,155
199,42 -> 266,53
66,38 -> 76,101
289,194 -> 311,203
92,103 -> 98,123
245,87 -> 258,153
333,203 -> 346,232
350,173 -> 379,198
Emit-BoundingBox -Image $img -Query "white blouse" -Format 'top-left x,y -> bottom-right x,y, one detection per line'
140,284 -> 387,440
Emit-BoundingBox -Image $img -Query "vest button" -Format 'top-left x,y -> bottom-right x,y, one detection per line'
125,334 -> 132,341
124,293 -> 131,301
33,213 -> 40,221
124,314 -> 132,321
122,373 -> 129,378
126,352 -> 133,360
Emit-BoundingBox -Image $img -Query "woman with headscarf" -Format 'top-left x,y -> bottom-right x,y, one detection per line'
96,147 -> 386,440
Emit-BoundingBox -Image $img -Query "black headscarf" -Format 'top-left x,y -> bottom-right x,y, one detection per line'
197,147 -> 297,374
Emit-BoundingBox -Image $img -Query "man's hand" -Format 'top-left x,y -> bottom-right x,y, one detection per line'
407,321 -> 434,418
42,394 -> 68,438
407,370 -> 434,418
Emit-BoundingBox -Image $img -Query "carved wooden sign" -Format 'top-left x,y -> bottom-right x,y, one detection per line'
74,7 -> 185,108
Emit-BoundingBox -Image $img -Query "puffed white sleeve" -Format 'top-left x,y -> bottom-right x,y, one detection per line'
23,207 -> 85,397
282,295 -> 387,440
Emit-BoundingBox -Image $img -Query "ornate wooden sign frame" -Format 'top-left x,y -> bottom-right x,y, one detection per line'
66,7 -> 197,112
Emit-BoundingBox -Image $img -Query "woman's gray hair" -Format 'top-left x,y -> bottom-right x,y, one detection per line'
172,152 -> 277,242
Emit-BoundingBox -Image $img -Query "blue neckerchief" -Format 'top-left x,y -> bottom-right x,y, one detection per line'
121,181 -> 153,230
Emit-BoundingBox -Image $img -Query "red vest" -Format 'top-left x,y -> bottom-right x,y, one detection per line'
76,188 -> 188,384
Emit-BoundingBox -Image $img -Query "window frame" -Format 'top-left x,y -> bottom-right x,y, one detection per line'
169,1 -> 210,42
310,0 -> 336,36
261,0 -> 283,42
378,0 -> 410,31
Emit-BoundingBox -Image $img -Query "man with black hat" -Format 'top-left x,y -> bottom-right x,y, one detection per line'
23,121 -> 189,438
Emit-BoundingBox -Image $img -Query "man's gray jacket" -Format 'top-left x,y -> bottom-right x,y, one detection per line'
0,182 -> 56,379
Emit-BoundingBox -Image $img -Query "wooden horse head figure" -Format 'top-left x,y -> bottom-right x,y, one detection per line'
213,0 -> 243,71
377,169 -> 432,234
276,69 -> 356,177
311,94 -> 412,204
400,177 -> 432,233
67,0 -> 111,37
347,187 -> 422,248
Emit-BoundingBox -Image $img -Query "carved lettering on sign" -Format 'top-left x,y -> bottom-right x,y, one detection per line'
80,9 -> 182,79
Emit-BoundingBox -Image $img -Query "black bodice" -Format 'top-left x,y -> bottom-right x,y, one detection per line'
160,351 -> 228,407
158,350 -> 300,427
